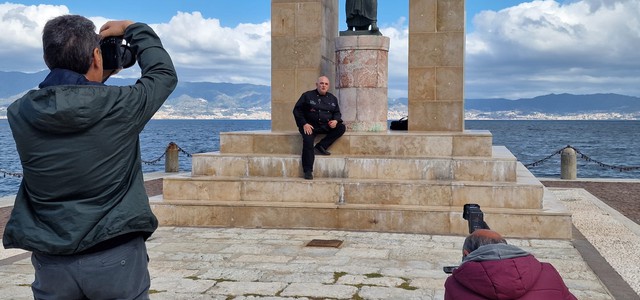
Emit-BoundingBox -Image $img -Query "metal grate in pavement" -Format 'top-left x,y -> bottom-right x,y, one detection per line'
306,239 -> 343,248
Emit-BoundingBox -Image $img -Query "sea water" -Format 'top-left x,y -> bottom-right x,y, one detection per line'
2,119 -> 639,197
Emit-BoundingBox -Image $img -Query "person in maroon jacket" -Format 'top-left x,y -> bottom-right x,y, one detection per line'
444,229 -> 577,300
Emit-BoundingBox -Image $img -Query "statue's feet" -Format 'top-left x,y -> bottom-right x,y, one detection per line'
370,22 -> 379,32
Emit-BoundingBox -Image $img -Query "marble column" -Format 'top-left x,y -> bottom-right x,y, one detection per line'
335,35 -> 390,132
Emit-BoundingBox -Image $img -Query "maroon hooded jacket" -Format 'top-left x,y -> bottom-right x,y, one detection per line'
444,244 -> 577,300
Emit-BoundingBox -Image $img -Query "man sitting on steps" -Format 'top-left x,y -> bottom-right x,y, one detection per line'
292,76 -> 346,180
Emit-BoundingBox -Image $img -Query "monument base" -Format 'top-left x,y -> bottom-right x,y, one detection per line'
151,130 -> 573,240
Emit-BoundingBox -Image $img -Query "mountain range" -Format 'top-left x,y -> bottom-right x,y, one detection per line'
2,70 -> 640,120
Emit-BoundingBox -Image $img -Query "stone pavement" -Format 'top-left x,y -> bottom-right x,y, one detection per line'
1,187 -> 639,299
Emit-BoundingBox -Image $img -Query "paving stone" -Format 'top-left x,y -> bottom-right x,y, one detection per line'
151,251 -> 229,263
380,267 -> 446,279
570,289 -> 614,300
245,262 -> 318,273
335,247 -> 389,259
358,285 -> 435,300
0,285 -> 35,299
389,247 -> 459,262
233,254 -> 292,264
219,244 -> 276,255
151,240 -> 230,252
207,281 -> 287,297
150,276 -> 215,294
0,248 -> 26,260
235,297 -> 309,300
1,186 -> 632,300
290,255 -> 351,265
317,264 -> 380,275
280,282 -> 357,299
259,271 -> 335,284
409,277 -> 449,290
149,267 -> 200,279
200,267 -> 264,282
151,292 -> 227,300
336,274 -> 405,287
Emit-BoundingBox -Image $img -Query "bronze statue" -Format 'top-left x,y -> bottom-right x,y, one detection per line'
345,0 -> 379,33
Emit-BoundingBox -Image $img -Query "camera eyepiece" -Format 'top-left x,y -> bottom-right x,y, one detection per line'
100,36 -> 135,82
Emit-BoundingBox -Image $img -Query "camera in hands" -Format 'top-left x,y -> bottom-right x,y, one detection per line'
100,36 -> 135,82
443,203 -> 491,274
443,266 -> 458,274
463,203 -> 490,234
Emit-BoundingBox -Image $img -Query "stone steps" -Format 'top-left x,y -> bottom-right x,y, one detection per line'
192,146 -> 517,182
152,163 -> 571,239
220,130 -> 493,157
152,130 -> 573,240
150,187 -> 570,239
161,173 -> 543,209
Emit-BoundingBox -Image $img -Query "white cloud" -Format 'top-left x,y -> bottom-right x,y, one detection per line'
152,11 -> 271,85
0,6 -> 273,86
466,0 -> 640,99
3,1 -> 640,101
0,3 -> 68,71
381,18 -> 409,99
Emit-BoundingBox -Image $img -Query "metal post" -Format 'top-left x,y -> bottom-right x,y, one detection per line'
165,142 -> 179,173
561,147 -> 577,180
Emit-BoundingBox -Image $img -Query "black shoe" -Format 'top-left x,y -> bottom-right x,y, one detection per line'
304,171 -> 313,180
314,144 -> 331,155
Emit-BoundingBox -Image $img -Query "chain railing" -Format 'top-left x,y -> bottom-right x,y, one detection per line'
3,144 -> 640,179
141,142 -> 192,165
1,169 -> 23,178
1,142 -> 195,178
524,145 -> 640,172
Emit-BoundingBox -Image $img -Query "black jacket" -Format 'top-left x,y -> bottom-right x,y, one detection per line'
292,89 -> 342,129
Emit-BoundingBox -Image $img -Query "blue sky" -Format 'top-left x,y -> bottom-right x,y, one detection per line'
2,1 -> 640,99
6,1 -> 528,30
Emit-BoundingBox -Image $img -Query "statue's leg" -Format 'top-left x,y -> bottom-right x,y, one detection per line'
371,21 -> 378,31
370,0 -> 378,31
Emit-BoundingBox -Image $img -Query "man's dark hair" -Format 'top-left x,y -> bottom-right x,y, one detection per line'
42,15 -> 100,74
462,229 -> 507,255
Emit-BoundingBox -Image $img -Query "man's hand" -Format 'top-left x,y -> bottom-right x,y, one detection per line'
99,20 -> 134,38
303,123 -> 314,135
328,120 -> 338,129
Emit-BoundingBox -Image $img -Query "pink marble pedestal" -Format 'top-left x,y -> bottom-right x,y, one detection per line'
335,35 -> 390,132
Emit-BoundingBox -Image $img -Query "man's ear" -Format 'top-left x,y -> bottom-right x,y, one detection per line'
463,249 -> 470,257
93,47 -> 102,68
85,47 -> 104,83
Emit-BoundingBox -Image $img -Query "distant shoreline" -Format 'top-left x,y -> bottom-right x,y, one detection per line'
2,116 -> 640,121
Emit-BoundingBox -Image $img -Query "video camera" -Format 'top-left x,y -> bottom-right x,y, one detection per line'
100,36 -> 135,82
443,203 -> 491,274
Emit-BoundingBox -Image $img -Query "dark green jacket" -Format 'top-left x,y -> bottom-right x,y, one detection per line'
3,23 -> 177,255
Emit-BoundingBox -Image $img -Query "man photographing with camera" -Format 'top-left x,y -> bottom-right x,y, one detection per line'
443,204 -> 577,299
3,15 -> 177,299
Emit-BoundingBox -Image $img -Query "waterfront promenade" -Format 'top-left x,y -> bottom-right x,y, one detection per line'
0,173 -> 639,299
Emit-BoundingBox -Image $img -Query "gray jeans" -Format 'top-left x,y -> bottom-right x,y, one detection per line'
31,236 -> 150,300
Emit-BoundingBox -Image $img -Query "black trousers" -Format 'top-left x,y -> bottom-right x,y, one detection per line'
298,123 -> 346,173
